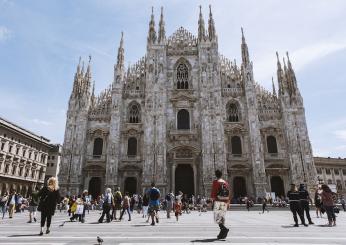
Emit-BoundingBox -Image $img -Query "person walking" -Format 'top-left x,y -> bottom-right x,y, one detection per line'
112,187 -> 122,221
262,198 -> 269,213
287,183 -> 307,227
142,192 -> 149,220
28,187 -> 39,223
81,190 -> 89,223
321,184 -> 336,226
7,190 -> 17,219
37,177 -> 61,235
119,192 -> 131,221
0,192 -> 8,219
165,191 -> 174,218
98,188 -> 113,223
148,182 -> 160,226
299,184 -> 314,224
174,197 -> 182,221
211,170 -> 231,240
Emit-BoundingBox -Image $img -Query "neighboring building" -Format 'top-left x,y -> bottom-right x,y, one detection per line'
45,144 -> 62,181
59,6 -> 317,199
314,157 -> 346,195
0,117 -> 52,196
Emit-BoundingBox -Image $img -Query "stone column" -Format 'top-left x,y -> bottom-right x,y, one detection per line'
192,164 -> 197,195
171,163 -> 176,193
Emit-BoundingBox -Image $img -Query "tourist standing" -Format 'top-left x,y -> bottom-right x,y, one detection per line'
287,183 -> 307,227
321,184 -> 336,226
262,198 -> 269,213
28,187 -> 39,223
314,186 -> 323,217
211,170 -> 231,240
298,184 -> 314,224
0,192 -> 8,219
98,188 -> 113,223
119,192 -> 131,221
38,177 -> 61,235
148,182 -> 160,226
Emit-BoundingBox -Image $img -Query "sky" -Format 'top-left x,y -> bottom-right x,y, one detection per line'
0,0 -> 346,158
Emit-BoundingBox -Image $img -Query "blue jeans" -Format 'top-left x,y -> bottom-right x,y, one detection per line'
324,206 -> 336,222
120,207 -> 131,220
1,205 -> 7,219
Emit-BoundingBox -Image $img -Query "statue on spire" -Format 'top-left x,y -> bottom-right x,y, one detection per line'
148,7 -> 157,44
116,32 -> 124,70
198,5 -> 206,42
241,27 -> 250,65
158,7 -> 166,44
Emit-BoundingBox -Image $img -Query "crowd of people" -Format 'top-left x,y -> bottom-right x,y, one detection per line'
0,173 -> 345,239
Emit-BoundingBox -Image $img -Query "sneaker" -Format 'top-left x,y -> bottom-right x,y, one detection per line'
39,231 -> 43,236
46,229 -> 50,234
293,224 -> 299,227
309,221 -> 314,225
303,223 -> 308,227
220,228 -> 229,239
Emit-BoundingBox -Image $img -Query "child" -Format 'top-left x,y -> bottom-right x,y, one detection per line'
70,196 -> 84,222
174,198 -> 182,221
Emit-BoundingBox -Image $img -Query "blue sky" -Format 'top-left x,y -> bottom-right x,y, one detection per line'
0,0 -> 346,157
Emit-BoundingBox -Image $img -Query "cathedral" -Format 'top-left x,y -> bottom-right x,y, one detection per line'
58,6 -> 317,200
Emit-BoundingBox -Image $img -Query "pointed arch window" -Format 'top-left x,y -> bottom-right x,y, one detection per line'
177,109 -> 190,130
128,102 -> 141,123
267,136 -> 278,154
231,136 -> 242,156
227,103 -> 240,122
177,63 -> 189,89
127,137 -> 137,156
93,138 -> 103,157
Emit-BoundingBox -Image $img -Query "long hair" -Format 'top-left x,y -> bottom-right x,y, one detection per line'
321,184 -> 331,193
47,177 -> 59,191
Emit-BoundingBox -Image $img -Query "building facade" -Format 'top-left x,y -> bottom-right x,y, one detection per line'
59,6 -> 317,199
45,144 -> 62,181
314,157 -> 346,196
0,117 -> 51,196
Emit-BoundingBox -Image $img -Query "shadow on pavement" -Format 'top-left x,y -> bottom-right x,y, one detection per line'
281,225 -> 297,228
190,238 -> 220,242
8,234 -> 40,237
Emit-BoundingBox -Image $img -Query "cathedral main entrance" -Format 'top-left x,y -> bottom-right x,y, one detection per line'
88,177 -> 101,199
175,164 -> 194,196
233,176 -> 247,198
124,177 -> 137,195
270,176 -> 285,197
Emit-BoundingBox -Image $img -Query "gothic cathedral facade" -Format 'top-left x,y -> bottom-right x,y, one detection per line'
58,6 -> 317,200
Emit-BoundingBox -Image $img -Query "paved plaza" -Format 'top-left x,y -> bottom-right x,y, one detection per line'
0,209 -> 345,245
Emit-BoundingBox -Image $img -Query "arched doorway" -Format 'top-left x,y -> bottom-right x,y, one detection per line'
233,176 -> 247,198
88,177 -> 102,199
124,177 -> 137,195
175,164 -> 194,196
270,176 -> 285,197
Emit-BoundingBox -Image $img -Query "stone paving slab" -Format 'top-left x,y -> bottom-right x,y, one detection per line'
0,210 -> 345,244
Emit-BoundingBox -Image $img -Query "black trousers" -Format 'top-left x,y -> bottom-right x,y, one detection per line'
290,203 -> 305,225
41,211 -> 52,228
300,201 -> 312,223
99,203 -> 111,222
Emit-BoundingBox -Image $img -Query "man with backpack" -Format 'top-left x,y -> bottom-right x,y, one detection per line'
211,169 -> 231,240
148,182 -> 160,226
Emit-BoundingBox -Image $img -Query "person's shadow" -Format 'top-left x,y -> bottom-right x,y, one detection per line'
8,234 -> 41,237
190,238 -> 221,242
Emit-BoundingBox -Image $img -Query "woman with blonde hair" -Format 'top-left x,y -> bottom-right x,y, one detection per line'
37,177 -> 60,235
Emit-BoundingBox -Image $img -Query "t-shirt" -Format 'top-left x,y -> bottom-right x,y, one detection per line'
211,179 -> 230,202
148,187 -> 160,206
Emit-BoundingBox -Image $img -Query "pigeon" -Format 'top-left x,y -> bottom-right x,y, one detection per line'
97,236 -> 103,245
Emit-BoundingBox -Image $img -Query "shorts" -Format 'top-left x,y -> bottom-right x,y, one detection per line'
213,201 -> 227,225
28,206 -> 37,212
148,204 -> 160,215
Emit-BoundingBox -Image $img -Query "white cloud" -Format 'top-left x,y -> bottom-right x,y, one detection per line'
0,26 -> 11,42
334,130 -> 346,141
31,118 -> 52,126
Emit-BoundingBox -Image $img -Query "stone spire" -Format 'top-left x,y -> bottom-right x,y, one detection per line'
158,6 -> 166,44
85,55 -> 92,81
272,77 -> 277,97
208,5 -> 216,41
286,51 -> 298,94
147,7 -> 157,44
198,5 -> 206,42
116,32 -> 124,70
276,52 -> 284,95
241,27 -> 250,65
